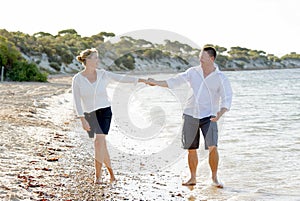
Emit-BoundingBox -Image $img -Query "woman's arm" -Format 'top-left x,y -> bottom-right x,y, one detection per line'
72,77 -> 84,117
72,77 -> 91,131
105,70 -> 138,84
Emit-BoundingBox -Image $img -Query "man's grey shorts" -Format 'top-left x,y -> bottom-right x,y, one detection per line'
182,114 -> 218,150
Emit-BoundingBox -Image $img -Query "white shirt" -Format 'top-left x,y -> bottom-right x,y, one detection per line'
166,65 -> 233,119
72,69 -> 138,117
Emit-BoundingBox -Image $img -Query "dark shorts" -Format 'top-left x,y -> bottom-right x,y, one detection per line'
84,107 -> 112,138
182,114 -> 218,150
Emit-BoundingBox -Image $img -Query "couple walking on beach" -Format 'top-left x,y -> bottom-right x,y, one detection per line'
72,46 -> 233,188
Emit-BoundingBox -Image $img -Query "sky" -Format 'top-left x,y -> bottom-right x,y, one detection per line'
1,0 -> 299,57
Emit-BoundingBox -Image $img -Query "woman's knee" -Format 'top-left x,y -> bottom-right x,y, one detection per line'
94,134 -> 106,144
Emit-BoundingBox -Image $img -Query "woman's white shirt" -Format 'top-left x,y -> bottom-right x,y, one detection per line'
72,69 -> 138,117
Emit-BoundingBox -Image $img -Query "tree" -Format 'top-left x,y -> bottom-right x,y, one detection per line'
214,45 -> 227,54
33,32 -> 53,37
228,46 -> 250,59
99,32 -> 115,39
0,35 -> 47,81
57,29 -> 79,36
281,52 -> 300,60
0,36 -> 21,70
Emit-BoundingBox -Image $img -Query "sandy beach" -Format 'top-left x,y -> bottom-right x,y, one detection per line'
1,69 -> 300,201
0,76 -> 76,200
0,75 -> 196,201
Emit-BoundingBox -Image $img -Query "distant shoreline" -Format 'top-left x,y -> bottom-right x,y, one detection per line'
1,66 -> 298,84
220,66 -> 300,71
108,66 -> 300,75
43,66 -> 300,79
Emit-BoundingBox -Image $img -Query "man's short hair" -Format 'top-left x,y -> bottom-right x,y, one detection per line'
203,46 -> 217,59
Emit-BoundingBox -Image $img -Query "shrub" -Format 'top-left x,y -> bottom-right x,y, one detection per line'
7,61 -> 47,82
114,53 -> 135,70
49,62 -> 61,71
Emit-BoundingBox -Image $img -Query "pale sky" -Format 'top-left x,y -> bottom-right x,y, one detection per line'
1,0 -> 299,57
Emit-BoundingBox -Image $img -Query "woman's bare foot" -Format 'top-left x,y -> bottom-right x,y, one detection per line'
182,178 -> 196,186
94,177 -> 104,184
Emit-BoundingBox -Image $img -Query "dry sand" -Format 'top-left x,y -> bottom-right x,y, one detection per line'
0,76 -> 77,200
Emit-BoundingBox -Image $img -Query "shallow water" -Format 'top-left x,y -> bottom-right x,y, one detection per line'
71,68 -> 300,200
219,68 -> 300,200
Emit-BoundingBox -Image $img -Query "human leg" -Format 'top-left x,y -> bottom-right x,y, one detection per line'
182,149 -> 198,186
181,114 -> 200,186
208,146 -> 222,187
96,107 -> 115,183
102,137 -> 116,183
94,134 -> 106,183
201,119 -> 223,188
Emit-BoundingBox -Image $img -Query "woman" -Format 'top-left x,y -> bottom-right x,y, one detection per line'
72,48 -> 148,184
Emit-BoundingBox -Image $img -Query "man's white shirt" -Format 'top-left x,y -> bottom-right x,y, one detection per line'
166,65 -> 233,119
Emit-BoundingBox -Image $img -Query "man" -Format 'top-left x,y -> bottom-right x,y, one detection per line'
148,46 -> 232,188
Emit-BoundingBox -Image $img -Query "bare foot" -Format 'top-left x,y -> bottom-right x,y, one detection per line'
94,177 -> 104,184
110,177 -> 117,184
182,178 -> 196,186
212,178 -> 223,188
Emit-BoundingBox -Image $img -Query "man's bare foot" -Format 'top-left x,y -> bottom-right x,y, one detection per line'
212,178 -> 223,188
182,178 -> 196,186
110,177 -> 117,184
109,178 -> 117,184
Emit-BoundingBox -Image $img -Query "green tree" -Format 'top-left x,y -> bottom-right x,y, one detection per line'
214,45 -> 227,54
33,32 -> 54,37
57,29 -> 79,36
281,52 -> 300,60
267,54 -> 281,62
0,36 -> 21,72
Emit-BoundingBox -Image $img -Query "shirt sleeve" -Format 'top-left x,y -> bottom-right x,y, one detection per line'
219,76 -> 233,110
72,76 -> 84,117
105,70 -> 139,85
166,69 -> 190,89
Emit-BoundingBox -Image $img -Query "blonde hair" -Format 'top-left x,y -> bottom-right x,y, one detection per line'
76,48 -> 98,64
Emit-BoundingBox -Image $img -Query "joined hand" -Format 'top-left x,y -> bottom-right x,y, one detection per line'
146,78 -> 157,86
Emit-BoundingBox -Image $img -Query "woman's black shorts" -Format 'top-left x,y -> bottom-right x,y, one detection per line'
84,107 -> 112,138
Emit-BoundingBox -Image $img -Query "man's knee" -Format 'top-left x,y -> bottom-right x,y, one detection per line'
208,146 -> 218,153
188,149 -> 197,153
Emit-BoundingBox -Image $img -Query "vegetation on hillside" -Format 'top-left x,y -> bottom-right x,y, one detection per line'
0,29 -> 299,81
0,35 -> 47,81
